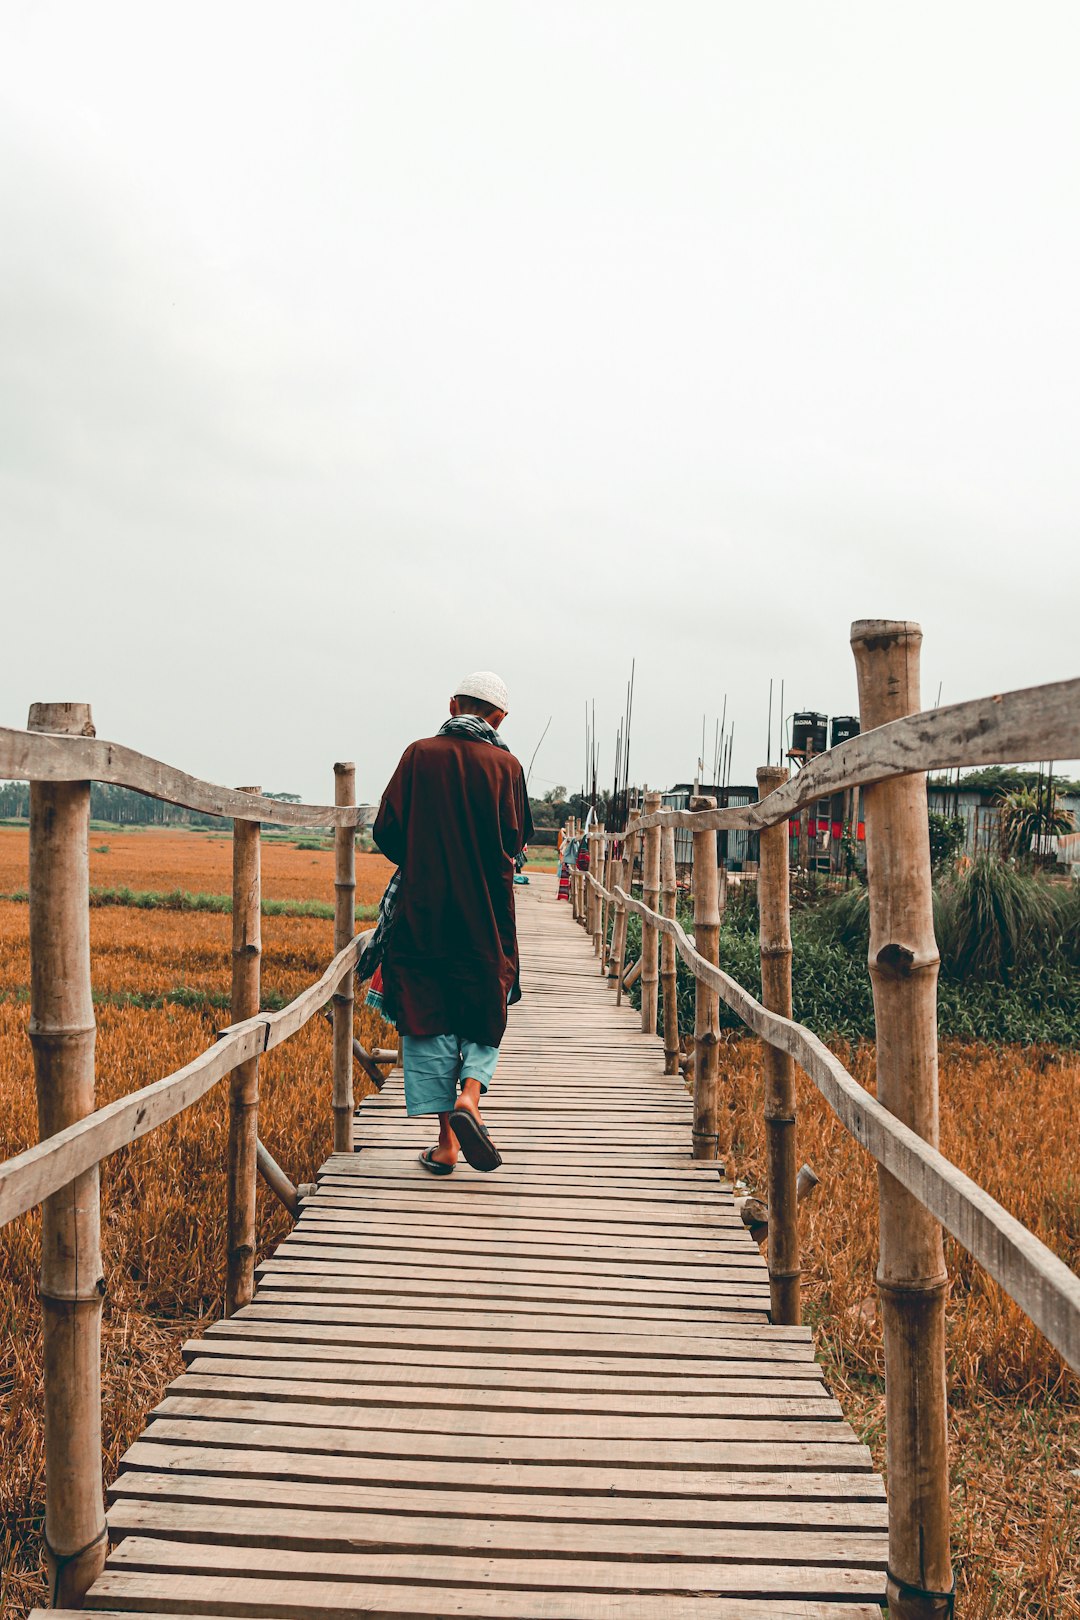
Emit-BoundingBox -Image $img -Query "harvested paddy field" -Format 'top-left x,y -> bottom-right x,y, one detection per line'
0,826 -> 1076,1617
0,823 -> 393,906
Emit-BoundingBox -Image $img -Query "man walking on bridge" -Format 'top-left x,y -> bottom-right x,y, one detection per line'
370,671 -> 532,1174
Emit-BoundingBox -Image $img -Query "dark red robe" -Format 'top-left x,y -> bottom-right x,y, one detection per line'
372,735 -> 534,1047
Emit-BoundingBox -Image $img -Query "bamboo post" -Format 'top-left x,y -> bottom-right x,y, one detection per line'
585,824 -> 596,943
690,795 -> 721,1159
600,835 -> 614,971
575,819 -> 584,926
570,819 -> 581,923
333,763 -> 357,1154
640,792 -> 662,1035
591,823 -> 605,957
852,619 -> 952,1620
226,787 -> 261,1316
757,764 -> 800,1325
583,822 -> 594,937
27,701 -> 108,1607
612,814 -> 638,999
608,835 -> 622,965
660,825 -> 680,1074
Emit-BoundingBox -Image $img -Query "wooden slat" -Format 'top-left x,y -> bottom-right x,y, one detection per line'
109,1467 -> 887,1524
121,1439 -> 884,1498
57,1583 -> 890,1618
103,1537 -> 889,1598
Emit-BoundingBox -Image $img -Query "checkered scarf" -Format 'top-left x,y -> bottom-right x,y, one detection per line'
357,715 -> 510,988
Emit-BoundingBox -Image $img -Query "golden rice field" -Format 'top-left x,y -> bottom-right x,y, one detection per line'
0,826 -> 395,1617
718,1036 -> 1079,1618
0,823 -> 392,905
0,824 -> 1077,1616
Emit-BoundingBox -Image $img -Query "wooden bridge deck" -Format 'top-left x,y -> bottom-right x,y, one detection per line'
64,875 -> 887,1619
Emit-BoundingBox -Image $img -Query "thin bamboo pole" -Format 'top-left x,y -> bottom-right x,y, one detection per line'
640,791 -> 662,1036
660,825 -> 679,1074
852,619 -> 952,1620
226,787 -> 261,1316
757,763 -> 800,1325
690,795 -> 721,1159
333,762 -> 357,1154
27,700 -> 107,1606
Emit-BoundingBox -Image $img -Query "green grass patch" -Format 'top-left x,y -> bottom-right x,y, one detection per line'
0,984 -> 294,1014
0,886 -> 380,923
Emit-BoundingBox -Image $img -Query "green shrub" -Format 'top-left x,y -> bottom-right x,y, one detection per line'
624,856 -> 1079,1048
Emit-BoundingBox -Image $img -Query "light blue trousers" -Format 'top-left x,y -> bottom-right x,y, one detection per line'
401,1033 -> 500,1117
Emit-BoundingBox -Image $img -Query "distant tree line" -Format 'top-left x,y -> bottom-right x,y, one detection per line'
0,782 -> 301,827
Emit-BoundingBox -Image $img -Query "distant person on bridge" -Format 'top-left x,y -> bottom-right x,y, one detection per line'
367,671 -> 533,1175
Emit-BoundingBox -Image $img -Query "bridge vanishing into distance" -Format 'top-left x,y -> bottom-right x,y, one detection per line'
1,620 -> 1078,1620
69,877 -> 890,1618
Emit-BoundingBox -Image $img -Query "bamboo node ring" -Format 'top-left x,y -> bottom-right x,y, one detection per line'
886,1564 -> 955,1616
44,1523 -> 108,1599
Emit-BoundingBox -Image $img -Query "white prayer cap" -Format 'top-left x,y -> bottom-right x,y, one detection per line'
455,670 -> 510,713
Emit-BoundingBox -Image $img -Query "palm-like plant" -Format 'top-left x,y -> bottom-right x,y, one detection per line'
996,787 -> 1074,858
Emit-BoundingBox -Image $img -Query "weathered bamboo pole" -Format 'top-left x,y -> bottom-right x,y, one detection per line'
319,1005 -> 389,1091
332,762 -> 357,1154
255,1137 -> 303,1219
660,825 -> 679,1074
226,787 -> 261,1316
852,618 -> 952,1620
757,763 -> 800,1326
640,791 -> 662,1035
690,795 -> 721,1159
27,701 -> 108,1607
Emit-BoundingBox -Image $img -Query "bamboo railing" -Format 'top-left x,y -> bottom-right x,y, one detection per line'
0,706 -> 389,1607
566,621 -> 1080,1620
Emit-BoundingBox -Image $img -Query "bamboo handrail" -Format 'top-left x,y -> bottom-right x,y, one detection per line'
578,869 -> 1080,1373
617,675 -> 1080,836
0,724 -> 375,827
0,931 -> 372,1230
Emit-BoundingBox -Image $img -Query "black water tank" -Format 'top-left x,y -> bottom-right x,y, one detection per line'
830,715 -> 860,748
792,712 -> 828,756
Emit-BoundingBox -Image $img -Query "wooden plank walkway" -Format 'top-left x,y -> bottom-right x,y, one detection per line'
63,875 -> 887,1619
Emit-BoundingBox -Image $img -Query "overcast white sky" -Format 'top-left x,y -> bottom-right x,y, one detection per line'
3,3 -> 1078,807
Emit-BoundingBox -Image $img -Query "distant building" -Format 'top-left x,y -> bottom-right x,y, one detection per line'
661,781 -> 865,874
661,784 -> 758,870
926,783 -> 1080,856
